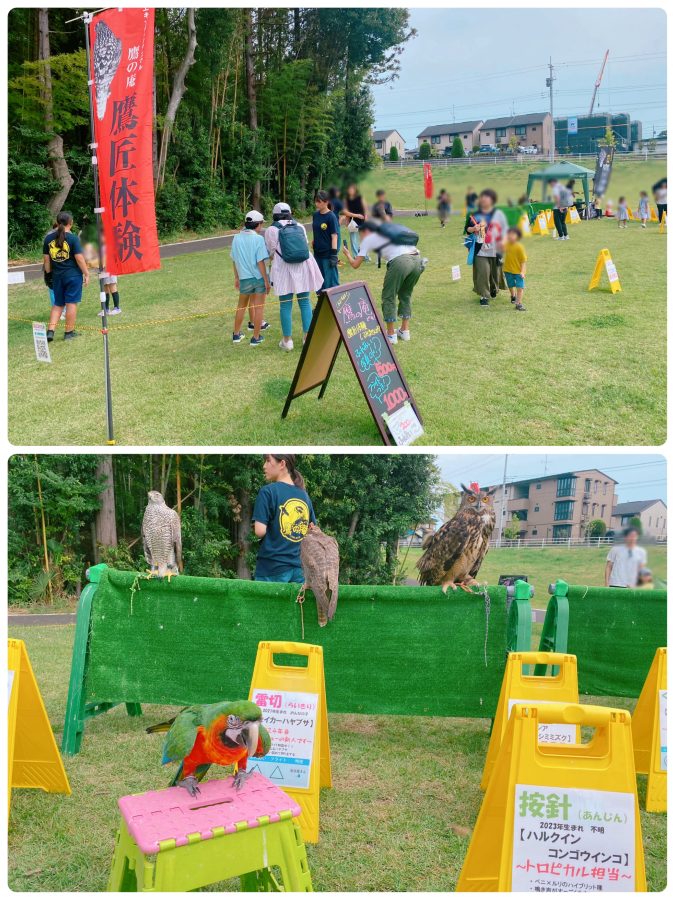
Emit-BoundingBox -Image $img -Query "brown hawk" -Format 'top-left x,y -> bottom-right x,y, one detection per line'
416,482 -> 496,593
300,524 -> 340,626
142,490 -> 182,581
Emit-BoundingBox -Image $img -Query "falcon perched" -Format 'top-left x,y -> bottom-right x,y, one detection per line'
142,491 -> 182,581
416,482 -> 496,593
300,524 -> 340,626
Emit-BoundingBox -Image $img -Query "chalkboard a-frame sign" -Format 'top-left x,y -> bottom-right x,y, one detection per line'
282,281 -> 423,445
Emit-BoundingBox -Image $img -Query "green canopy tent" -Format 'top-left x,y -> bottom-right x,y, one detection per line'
526,161 -> 594,208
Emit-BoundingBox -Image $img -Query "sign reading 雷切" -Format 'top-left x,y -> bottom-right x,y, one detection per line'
250,688 -> 318,789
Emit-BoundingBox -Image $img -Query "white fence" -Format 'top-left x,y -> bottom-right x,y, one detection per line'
489,537 -> 667,550
385,152 -> 667,169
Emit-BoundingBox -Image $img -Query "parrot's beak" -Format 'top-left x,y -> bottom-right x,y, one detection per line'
243,720 -> 260,757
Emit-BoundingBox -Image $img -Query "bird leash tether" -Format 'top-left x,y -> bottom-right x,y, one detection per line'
295,584 -> 306,640
479,584 -> 490,667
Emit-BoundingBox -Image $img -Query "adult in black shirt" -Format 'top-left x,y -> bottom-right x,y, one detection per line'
465,186 -> 478,214
344,183 -> 366,255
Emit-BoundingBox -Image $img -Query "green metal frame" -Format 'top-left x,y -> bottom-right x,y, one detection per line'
534,579 -> 570,677
506,578 -> 533,655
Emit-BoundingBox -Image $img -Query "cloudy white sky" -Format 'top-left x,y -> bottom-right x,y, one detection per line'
372,8 -> 667,147
436,454 -> 666,504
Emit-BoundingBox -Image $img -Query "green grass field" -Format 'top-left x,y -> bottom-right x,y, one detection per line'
397,545 -> 667,606
8,623 -> 666,891
8,157 -> 666,446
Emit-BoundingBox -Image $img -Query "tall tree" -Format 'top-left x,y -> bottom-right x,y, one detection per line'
94,456 -> 118,557
244,8 -> 261,209
38,7 -> 74,214
157,7 -> 198,188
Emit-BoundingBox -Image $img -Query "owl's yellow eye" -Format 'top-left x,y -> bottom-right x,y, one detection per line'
482,497 -> 489,503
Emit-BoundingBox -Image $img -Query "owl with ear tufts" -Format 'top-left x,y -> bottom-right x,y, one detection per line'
416,482 -> 496,593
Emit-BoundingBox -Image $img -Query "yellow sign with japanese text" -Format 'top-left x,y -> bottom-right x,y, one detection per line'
588,248 -> 622,293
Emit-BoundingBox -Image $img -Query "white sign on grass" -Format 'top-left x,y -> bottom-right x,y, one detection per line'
659,690 -> 667,771
250,688 -> 318,789
8,270 -> 25,285
451,265 -> 461,281
32,322 -> 52,364
507,699 -> 576,744
512,784 -> 635,892
605,260 -> 619,283
385,402 -> 424,446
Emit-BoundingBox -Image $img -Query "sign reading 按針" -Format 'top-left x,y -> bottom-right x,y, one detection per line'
250,688 -> 318,789
659,690 -> 667,771
282,281 -> 423,445
32,322 -> 52,364
451,264 -> 461,281
507,699 -> 576,744
512,785 -> 636,892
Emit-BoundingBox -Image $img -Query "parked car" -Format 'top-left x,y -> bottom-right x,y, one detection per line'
479,144 -> 499,154
518,145 -> 538,155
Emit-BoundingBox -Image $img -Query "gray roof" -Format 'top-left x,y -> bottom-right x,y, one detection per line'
372,129 -> 403,141
417,120 -> 483,139
612,500 -> 665,516
481,112 -> 550,129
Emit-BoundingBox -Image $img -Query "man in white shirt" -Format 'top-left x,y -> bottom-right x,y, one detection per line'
342,220 -> 422,344
605,527 -> 647,588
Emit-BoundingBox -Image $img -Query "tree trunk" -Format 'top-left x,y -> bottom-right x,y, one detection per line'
38,8 -> 73,215
347,510 -> 360,539
235,488 -> 252,579
244,9 -> 261,209
156,7 -> 198,189
95,456 -> 118,556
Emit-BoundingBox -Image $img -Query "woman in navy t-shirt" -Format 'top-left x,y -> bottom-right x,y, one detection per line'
253,455 -> 316,583
43,210 -> 90,341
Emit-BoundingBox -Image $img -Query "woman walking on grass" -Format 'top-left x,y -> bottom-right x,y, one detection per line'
463,189 -> 507,308
343,183 -> 367,256
43,211 -> 89,342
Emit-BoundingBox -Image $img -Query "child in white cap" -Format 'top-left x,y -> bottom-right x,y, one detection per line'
230,210 -> 271,346
265,202 -> 324,350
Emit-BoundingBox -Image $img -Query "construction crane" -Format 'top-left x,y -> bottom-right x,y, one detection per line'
588,50 -> 609,116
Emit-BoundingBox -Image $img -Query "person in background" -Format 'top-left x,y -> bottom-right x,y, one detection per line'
342,219 -> 423,344
343,183 -> 367,256
328,185 -> 344,247
253,454 -> 316,584
43,211 -> 89,342
653,178 -> 667,222
503,226 -> 527,311
43,221 -> 65,323
465,186 -> 478,215
637,191 -> 650,228
230,210 -> 270,347
548,178 -> 570,240
312,190 -> 340,292
637,568 -> 654,589
372,189 -> 393,221
463,188 -> 507,308
437,189 -> 451,227
617,196 -> 629,229
265,201 -> 323,351
605,527 -> 647,588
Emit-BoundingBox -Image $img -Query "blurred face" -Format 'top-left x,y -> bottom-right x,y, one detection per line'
624,530 -> 639,549
315,198 -> 328,212
506,230 -> 518,245
263,455 -> 285,482
347,185 -> 357,198
478,193 -> 494,212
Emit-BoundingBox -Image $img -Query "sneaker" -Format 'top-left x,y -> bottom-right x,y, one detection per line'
97,309 -> 108,317
279,338 -> 294,352
250,335 -> 265,346
387,332 -> 398,344
248,321 -> 270,331
63,330 -> 80,340
110,307 -> 122,315
46,329 -> 55,342
563,235 -> 570,240
397,329 -> 410,342
232,332 -> 244,343
479,297 -> 489,307
642,223 -> 647,229
515,303 -> 527,312
490,289 -> 498,298
510,295 -> 517,303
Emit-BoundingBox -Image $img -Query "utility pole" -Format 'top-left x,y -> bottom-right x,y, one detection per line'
496,454 -> 509,547
546,58 -> 555,162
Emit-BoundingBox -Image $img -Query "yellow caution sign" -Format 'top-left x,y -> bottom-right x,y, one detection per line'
8,639 -> 71,814
481,653 -> 579,790
632,647 -> 666,813
457,703 -> 647,892
650,205 -> 659,222
249,641 -> 331,843
544,207 -> 554,228
626,206 -> 634,221
531,212 -> 549,236
519,213 -> 532,237
659,213 -> 667,234
565,206 -> 581,225
588,248 -> 622,293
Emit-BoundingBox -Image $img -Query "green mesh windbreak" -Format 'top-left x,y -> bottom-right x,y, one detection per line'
565,585 -> 666,698
84,569 -> 513,718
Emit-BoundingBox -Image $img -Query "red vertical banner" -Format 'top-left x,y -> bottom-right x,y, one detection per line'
89,8 -> 160,275
423,162 -> 433,200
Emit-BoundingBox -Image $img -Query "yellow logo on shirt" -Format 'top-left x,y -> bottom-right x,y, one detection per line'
320,222 -> 328,230
279,499 -> 310,542
48,239 -> 71,263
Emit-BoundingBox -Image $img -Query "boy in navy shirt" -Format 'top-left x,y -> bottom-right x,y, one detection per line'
312,190 -> 339,291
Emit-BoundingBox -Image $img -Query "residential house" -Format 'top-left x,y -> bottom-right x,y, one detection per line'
611,500 -> 667,540
416,120 -> 483,155
478,113 -> 552,153
372,129 -> 405,158
486,469 -> 619,542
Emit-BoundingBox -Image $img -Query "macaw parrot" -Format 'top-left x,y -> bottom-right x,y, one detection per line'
146,700 -> 271,797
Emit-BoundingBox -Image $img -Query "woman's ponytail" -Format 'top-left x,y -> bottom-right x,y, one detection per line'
55,211 -> 73,250
271,454 -> 305,490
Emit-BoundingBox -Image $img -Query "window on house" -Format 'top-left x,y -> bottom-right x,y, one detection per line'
532,529 -> 538,535
557,476 -> 576,497
536,483 -> 542,489
649,516 -> 652,526
601,505 -> 606,517
531,126 -> 538,131
463,134 -> 468,138
496,128 -> 507,138
594,480 -> 599,493
375,141 -> 382,149
554,501 -> 574,521
553,524 -> 572,540
585,478 -> 591,492
484,131 -> 491,137
603,482 -> 608,495
431,135 -> 441,144
534,505 -> 540,512
514,125 -> 526,136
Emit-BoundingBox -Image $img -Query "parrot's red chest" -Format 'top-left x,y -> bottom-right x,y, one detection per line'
182,724 -> 248,777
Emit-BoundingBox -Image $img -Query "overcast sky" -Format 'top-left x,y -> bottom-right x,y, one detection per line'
372,8 -> 666,147
436,454 -> 666,504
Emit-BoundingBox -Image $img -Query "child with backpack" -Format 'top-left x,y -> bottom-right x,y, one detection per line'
637,191 -> 650,228
265,202 -> 324,351
342,219 -> 422,344
230,210 -> 271,346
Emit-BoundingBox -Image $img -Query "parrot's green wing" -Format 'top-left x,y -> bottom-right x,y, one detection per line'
256,722 -> 272,757
161,707 -> 202,764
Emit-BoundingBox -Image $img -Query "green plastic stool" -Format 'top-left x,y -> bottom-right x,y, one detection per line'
107,774 -> 313,892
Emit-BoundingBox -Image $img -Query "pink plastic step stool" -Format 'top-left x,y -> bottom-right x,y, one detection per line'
107,773 -> 313,891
